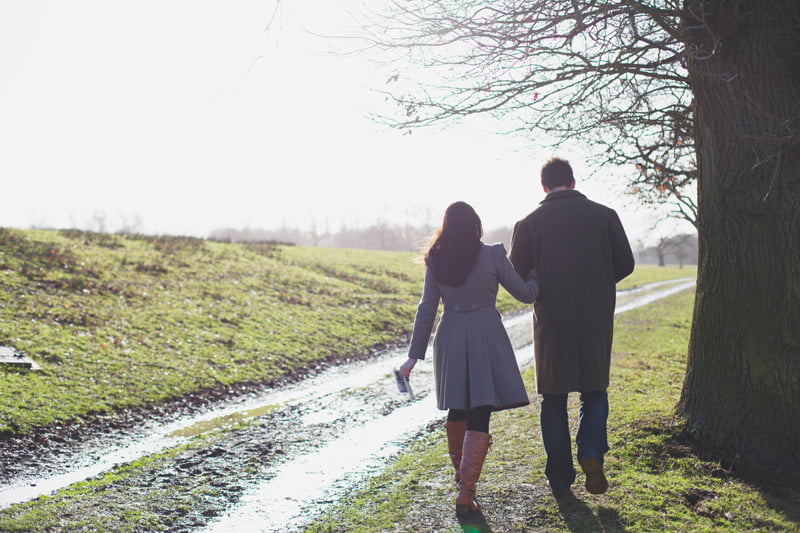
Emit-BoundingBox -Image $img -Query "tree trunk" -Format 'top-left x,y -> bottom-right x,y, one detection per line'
679,1 -> 800,485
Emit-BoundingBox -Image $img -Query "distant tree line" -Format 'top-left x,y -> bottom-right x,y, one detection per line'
635,233 -> 698,267
209,223 -> 696,267
208,222 -> 515,253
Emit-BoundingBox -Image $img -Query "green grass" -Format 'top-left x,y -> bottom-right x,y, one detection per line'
0,227 -> 693,439
0,228 -> 423,435
616,264 -> 696,290
0,431 -> 228,532
305,289 -> 800,532
2,228 -> 756,532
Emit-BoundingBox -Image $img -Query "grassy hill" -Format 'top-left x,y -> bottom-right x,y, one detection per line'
0,228 -> 423,436
10,228 -> 794,533
0,227 -> 694,439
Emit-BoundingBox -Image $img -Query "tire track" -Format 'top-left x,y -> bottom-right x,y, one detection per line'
0,278 -> 695,532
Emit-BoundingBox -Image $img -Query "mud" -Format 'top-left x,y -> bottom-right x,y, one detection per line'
1,347 -> 435,529
0,346 -> 392,484
0,279 -> 695,532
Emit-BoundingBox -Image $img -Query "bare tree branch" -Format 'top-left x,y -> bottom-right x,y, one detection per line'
359,0 -> 698,223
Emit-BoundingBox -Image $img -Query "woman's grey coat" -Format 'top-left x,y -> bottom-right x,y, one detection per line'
408,243 -> 539,411
509,190 -> 635,395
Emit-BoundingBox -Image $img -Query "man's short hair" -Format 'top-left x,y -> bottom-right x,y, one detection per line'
541,157 -> 575,190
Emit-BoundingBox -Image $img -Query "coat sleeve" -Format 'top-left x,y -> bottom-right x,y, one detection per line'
407,267 -> 441,360
493,243 -> 539,304
608,210 -> 635,282
509,220 -> 533,278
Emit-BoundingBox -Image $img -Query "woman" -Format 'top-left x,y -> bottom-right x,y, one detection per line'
399,201 -> 539,516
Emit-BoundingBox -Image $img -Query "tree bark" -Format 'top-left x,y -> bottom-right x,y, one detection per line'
678,1 -> 800,484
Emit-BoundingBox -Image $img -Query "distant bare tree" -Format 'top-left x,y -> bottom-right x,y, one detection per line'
483,225 -> 513,249
655,237 -> 669,267
653,233 -> 695,267
116,214 -> 144,235
669,233 -> 693,268
89,211 -> 108,233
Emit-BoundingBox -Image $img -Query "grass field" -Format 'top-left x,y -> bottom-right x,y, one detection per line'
5,228 -> 792,532
305,289 -> 799,532
0,227 -> 693,439
0,229 -> 424,436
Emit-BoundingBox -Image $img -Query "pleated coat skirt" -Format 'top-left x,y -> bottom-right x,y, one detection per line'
407,243 -> 539,412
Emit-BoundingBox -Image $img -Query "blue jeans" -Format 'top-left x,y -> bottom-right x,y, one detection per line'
540,391 -> 609,491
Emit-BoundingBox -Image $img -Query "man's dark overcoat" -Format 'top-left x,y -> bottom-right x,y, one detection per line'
509,190 -> 634,395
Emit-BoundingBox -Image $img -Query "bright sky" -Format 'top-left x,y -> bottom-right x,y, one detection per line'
0,0 -> 688,245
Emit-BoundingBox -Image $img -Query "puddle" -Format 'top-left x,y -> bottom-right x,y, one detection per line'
0,346 -> 427,508
618,277 -> 695,295
615,278 -> 695,314
168,404 -> 281,438
0,430 -> 192,508
0,278 -> 695,518
202,339 -> 533,532
203,278 -> 698,531
203,394 -> 442,532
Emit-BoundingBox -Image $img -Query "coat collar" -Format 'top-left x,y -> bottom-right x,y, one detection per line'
540,189 -> 586,204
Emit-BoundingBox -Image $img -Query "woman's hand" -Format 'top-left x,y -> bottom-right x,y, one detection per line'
526,268 -> 540,300
399,357 -> 417,380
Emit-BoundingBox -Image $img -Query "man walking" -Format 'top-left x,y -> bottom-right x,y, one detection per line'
509,157 -> 634,496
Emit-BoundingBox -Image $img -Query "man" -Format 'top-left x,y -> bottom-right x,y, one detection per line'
509,157 -> 634,496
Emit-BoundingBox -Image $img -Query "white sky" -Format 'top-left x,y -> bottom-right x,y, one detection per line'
0,0 -> 690,245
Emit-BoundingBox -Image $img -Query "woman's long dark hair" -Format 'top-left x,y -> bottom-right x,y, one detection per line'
424,201 -> 483,286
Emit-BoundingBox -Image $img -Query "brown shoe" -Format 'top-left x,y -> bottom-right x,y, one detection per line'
580,457 -> 608,494
455,431 -> 492,515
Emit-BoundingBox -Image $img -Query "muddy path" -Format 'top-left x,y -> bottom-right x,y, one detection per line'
0,279 -> 695,531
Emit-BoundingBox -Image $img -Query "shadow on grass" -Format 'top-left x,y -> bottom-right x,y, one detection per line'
760,486 -> 800,529
457,509 -> 493,532
555,491 -> 626,532
624,416 -> 800,529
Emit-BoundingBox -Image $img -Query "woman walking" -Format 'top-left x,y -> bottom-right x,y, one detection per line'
398,201 -> 539,516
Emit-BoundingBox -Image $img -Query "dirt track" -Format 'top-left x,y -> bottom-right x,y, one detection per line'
0,279 -> 695,532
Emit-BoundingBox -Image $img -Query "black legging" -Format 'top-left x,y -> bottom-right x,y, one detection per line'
447,406 -> 492,433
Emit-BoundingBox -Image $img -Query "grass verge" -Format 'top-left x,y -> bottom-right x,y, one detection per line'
1,227 -> 682,438
0,229 -> 423,436
615,264 -> 695,290
305,289 -> 799,532
0,428 -> 236,532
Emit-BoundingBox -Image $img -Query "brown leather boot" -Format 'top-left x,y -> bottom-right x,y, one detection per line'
455,431 -> 492,515
446,420 -> 467,483
580,457 -> 608,494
